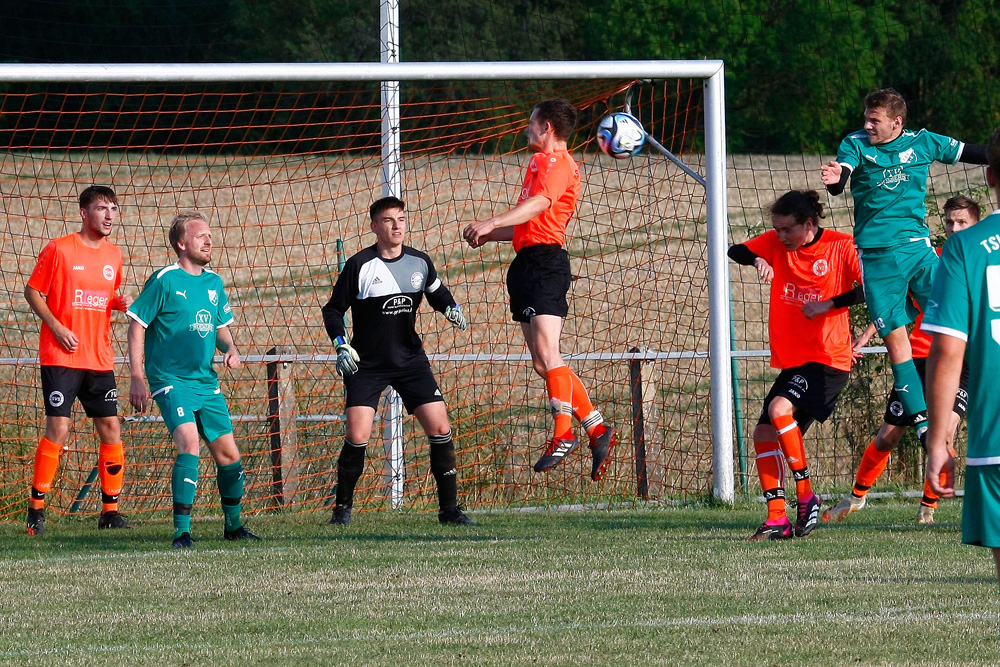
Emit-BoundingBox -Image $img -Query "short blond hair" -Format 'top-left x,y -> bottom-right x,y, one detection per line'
168,211 -> 208,255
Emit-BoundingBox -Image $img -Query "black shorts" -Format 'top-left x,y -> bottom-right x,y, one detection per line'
40,365 -> 119,418
344,360 -> 444,414
507,244 -> 571,323
883,356 -> 970,426
757,362 -> 851,434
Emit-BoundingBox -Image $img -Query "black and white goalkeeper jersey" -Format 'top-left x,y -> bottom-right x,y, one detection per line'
321,244 -> 457,370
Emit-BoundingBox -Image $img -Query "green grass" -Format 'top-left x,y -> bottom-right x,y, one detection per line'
2,501 -> 999,665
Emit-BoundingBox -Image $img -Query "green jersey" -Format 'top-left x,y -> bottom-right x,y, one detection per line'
922,210 -> 1000,462
127,263 -> 234,392
836,128 -> 964,249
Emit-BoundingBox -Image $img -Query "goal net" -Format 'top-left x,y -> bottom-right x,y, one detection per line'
0,62 -> 727,523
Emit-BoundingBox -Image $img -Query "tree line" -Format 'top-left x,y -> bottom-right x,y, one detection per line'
0,0 -> 997,153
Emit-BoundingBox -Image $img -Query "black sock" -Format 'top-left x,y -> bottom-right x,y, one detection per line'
429,431 -> 458,510
336,439 -> 367,507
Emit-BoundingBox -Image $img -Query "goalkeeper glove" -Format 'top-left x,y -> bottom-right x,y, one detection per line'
444,305 -> 468,332
333,336 -> 360,377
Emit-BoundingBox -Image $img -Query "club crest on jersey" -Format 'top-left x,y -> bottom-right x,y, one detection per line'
48,391 -> 65,407
812,259 -> 829,276
190,309 -> 214,338
103,265 -> 115,281
409,273 -> 424,290
890,400 -> 904,417
208,289 -> 218,306
105,388 -> 118,402
898,148 -> 915,164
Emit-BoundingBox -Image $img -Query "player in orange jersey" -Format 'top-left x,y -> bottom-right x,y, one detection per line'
462,98 -> 617,481
24,186 -> 133,535
823,195 -> 980,525
729,190 -> 863,540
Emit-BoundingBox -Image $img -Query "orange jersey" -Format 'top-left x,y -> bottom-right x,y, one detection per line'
908,311 -> 931,359
27,233 -> 124,370
511,150 -> 581,252
743,229 -> 862,371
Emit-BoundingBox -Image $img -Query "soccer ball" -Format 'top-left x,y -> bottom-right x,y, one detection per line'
596,112 -> 647,159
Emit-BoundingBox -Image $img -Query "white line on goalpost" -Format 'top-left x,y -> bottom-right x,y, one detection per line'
0,58 -> 734,502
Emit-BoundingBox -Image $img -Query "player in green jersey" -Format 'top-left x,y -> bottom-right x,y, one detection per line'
924,125 -> 1000,587
821,88 -> 987,443
127,212 -> 260,548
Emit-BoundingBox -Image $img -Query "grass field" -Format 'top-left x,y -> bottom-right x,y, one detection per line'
2,500 -> 999,666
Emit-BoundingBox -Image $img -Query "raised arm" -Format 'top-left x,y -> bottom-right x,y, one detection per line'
462,194 -> 550,248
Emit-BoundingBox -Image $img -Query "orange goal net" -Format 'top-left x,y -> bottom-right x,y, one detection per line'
0,71 -> 713,524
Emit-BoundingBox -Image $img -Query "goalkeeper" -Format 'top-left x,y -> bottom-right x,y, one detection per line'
321,196 -> 474,527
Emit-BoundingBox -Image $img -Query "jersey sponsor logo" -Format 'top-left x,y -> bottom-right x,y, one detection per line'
382,295 -> 414,316
224,303 -> 232,314
780,282 -> 822,307
72,265 -> 85,271
208,289 -> 218,306
48,391 -> 65,407
890,400 -> 904,417
877,166 -> 910,191
409,272 -> 424,290
811,259 -> 829,276
189,309 -> 214,338
898,148 -> 916,164
103,264 -> 115,281
73,289 -> 111,311
176,290 -> 187,299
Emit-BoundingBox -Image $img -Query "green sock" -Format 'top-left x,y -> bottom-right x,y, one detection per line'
217,461 -> 244,532
171,452 -> 199,538
890,360 -> 927,421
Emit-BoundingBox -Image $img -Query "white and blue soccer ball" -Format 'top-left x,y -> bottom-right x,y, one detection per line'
596,112 -> 647,159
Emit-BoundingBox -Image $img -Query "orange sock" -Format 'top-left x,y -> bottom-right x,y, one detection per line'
546,366 -> 574,441
30,437 -> 63,510
853,440 -> 892,497
568,370 -> 605,439
98,442 -> 125,513
772,414 -> 812,499
754,439 -> 787,522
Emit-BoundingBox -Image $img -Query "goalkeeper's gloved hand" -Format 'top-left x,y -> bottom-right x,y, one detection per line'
334,336 -> 360,377
444,305 -> 468,332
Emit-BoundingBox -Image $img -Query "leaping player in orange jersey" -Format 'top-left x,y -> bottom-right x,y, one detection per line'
24,186 -> 133,535
729,190 -> 864,540
824,195 -> 981,525
462,98 -> 617,481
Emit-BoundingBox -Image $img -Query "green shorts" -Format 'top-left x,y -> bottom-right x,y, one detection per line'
152,383 -> 234,444
858,241 -> 938,337
962,465 -> 1000,549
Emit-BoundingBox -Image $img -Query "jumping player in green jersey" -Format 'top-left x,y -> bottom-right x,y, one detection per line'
127,212 -> 260,548
821,88 -> 987,443
924,125 -> 1000,587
